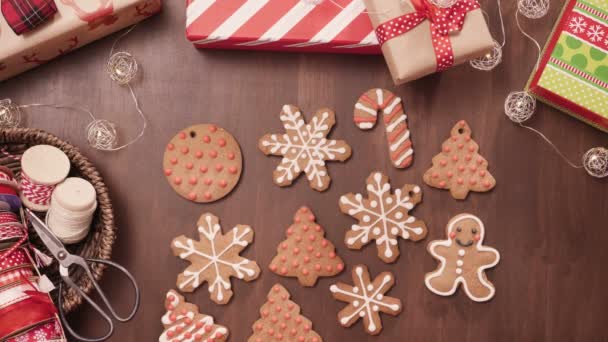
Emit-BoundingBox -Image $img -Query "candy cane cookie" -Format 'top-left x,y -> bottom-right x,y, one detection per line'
354,89 -> 413,168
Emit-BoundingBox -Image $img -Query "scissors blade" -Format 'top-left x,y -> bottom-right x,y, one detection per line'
25,209 -> 68,261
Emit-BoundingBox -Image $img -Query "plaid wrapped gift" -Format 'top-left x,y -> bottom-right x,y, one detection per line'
1,0 -> 57,35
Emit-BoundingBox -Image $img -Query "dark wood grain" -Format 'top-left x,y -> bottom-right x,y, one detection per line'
2,0 -> 608,340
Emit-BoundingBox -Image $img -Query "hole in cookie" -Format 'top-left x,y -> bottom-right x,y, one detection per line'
408,190 -> 414,197
458,128 -> 464,134
190,131 -> 196,138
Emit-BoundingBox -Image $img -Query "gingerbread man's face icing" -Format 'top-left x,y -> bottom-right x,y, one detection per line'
449,216 -> 483,248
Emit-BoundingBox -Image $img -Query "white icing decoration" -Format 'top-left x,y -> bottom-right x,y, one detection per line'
456,268 -> 462,274
173,215 -> 258,303
456,260 -> 463,266
261,105 -> 350,190
458,249 -> 465,256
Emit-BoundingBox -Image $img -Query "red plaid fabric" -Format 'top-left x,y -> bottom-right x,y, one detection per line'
1,0 -> 57,35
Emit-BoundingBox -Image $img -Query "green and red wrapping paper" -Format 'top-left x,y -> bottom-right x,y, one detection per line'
527,0 -> 608,132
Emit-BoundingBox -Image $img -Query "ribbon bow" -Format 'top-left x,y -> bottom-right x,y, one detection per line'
375,0 -> 480,71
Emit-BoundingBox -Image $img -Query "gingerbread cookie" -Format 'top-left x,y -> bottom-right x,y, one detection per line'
171,213 -> 261,304
354,89 -> 414,168
248,284 -> 323,342
160,289 -> 229,342
339,172 -> 427,263
330,265 -> 402,335
423,120 -> 496,200
269,206 -> 344,287
163,124 -> 242,203
425,213 -> 500,302
258,105 -> 352,192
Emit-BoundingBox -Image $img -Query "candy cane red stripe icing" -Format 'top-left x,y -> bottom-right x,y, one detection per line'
354,89 -> 414,169
374,0 -> 480,72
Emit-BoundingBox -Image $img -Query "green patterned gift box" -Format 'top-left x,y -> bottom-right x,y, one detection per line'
527,0 -> 608,132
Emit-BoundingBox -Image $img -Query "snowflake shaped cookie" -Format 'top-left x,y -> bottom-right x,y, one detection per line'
330,265 -> 402,335
171,213 -> 261,304
258,105 -> 352,192
339,172 -> 427,263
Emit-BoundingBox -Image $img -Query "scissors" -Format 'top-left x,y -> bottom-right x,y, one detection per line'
25,209 -> 140,342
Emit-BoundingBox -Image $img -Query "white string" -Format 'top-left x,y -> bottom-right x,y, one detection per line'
324,0 -> 392,15
518,123 -> 583,169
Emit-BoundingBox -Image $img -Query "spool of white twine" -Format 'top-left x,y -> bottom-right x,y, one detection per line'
46,177 -> 97,244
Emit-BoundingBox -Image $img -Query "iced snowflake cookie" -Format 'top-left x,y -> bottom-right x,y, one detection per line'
160,290 -> 229,342
425,213 -> 500,302
423,120 -> 496,200
171,213 -> 261,304
163,124 -> 242,203
354,88 -> 414,169
269,206 -> 345,287
330,265 -> 402,335
248,284 -> 323,342
258,105 -> 352,192
339,171 -> 427,263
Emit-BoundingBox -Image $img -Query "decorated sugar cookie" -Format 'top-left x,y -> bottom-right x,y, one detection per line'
330,265 -> 402,335
354,88 -> 414,168
248,284 -> 323,342
163,124 -> 242,203
423,120 -> 496,200
160,290 -> 229,342
269,206 -> 344,287
258,105 -> 352,192
171,213 -> 260,304
339,172 -> 427,263
425,213 -> 500,302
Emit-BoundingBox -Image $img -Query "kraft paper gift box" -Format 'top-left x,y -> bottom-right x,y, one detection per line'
526,0 -> 608,133
0,0 -> 161,82
363,0 -> 494,85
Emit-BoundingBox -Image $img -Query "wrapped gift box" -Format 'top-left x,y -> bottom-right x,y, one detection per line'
186,0 -> 381,54
527,0 -> 608,132
0,0 -> 161,82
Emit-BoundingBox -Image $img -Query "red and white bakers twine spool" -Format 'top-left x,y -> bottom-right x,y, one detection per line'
20,145 -> 71,212
354,89 -> 414,169
46,177 -> 97,244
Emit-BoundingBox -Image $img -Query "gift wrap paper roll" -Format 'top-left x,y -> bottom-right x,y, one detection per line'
363,0 -> 494,84
47,177 -> 97,244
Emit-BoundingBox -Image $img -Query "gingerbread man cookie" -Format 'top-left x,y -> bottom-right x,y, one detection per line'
425,213 -> 500,302
258,105 -> 352,192
163,124 -> 242,203
423,120 -> 496,200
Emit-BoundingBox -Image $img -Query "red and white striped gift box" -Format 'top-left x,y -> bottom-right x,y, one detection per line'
186,0 -> 381,54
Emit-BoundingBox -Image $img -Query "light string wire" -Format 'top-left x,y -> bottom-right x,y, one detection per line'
511,9 -> 583,169
12,24 -> 146,151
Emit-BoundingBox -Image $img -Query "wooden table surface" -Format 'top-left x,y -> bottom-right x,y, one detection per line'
2,0 -> 608,340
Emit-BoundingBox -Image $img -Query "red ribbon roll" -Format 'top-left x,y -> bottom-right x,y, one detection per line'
375,0 -> 480,71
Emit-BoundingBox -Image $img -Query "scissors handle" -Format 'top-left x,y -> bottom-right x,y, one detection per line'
58,258 -> 141,342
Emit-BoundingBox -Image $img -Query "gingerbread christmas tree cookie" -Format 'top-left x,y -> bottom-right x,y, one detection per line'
171,213 -> 261,304
258,105 -> 352,192
163,124 -> 242,203
339,172 -> 427,263
269,206 -> 344,287
160,289 -> 229,342
425,213 -> 500,302
330,265 -> 402,335
423,120 -> 496,200
248,284 -> 323,342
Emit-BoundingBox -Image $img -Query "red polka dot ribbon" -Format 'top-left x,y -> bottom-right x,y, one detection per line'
375,0 -> 480,71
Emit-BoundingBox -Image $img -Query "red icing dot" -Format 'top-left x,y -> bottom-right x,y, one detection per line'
470,165 -> 477,172
298,336 -> 305,342
281,267 -> 288,275
315,225 -> 321,232
209,125 -> 217,133
199,166 -> 208,173
457,178 -> 464,185
184,332 -> 192,339
215,164 -> 223,172
326,265 -> 333,272
304,325 -> 311,332
262,310 -> 270,317
280,323 -> 287,329
308,235 -> 315,242
300,207 -> 308,213
195,151 -> 203,158
308,215 -> 315,221
204,192 -> 212,200
465,154 -> 472,161
290,329 -> 297,336
458,165 -> 465,172
169,314 -> 177,322
181,147 -> 189,154
271,316 -> 278,323
179,132 -> 186,139
302,225 -> 309,232
321,240 -> 328,247
204,179 -> 213,186
483,180 -> 492,188
267,328 -> 275,336
337,263 -> 344,271
173,177 -> 182,185
287,228 -> 293,235
315,252 -> 321,258
170,157 -> 178,165
295,235 -> 302,242
293,247 -> 300,255
451,136 -> 458,141
218,138 -> 226,147
185,162 -> 193,170
275,306 -> 282,313
477,158 -> 484,164
281,243 -> 288,250
188,192 -> 196,200
284,313 -> 291,320
228,166 -> 238,174
432,172 -> 439,178
469,179 -> 477,185
447,171 -> 454,178
167,331 -> 174,337
270,264 -> 277,271
302,268 -> 309,275
465,136 -> 471,142
203,135 -> 211,143
295,217 -> 301,223
458,120 -> 465,126
303,256 -> 310,263
256,324 -> 263,331
280,255 -> 287,262
479,170 -> 486,177
306,246 -> 314,252
458,143 -> 464,149
176,326 -> 183,333
292,260 -> 299,268
227,152 -> 235,160
164,169 -> 172,176
167,143 -> 174,151
219,180 -> 227,188
443,146 -> 451,153
452,155 -> 459,162
468,146 -> 475,152
295,317 -> 302,324
195,322 -> 204,329
439,181 -> 446,187
287,303 -> 294,310
314,264 -> 321,271
209,150 -> 218,158
329,252 -> 336,259
439,160 -> 447,167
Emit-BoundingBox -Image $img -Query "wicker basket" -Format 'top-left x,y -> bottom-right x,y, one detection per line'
0,127 -> 115,314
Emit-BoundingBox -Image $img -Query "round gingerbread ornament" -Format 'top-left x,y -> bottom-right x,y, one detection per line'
163,124 -> 242,203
